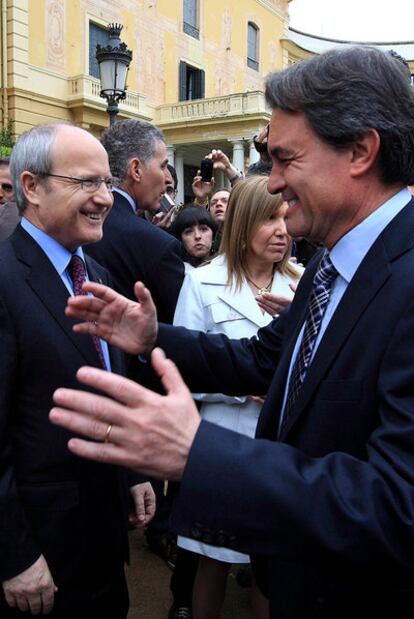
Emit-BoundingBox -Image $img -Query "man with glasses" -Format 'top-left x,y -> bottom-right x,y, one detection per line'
86,119 -> 184,324
0,123 -> 155,617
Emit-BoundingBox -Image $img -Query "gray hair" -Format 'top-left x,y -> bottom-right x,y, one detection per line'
100,119 -> 165,181
9,123 -> 65,212
10,123 -> 62,213
265,46 -> 414,185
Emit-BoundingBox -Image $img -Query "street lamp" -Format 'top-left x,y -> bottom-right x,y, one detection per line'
96,23 -> 133,126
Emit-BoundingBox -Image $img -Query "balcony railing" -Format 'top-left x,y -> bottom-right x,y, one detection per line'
67,75 -> 148,116
156,91 -> 269,125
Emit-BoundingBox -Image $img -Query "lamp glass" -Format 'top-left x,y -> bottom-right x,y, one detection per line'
99,59 -> 128,93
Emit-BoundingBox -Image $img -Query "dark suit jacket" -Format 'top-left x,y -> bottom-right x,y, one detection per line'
85,191 -> 184,324
0,226 -> 130,613
0,201 -> 20,242
159,199 -> 414,617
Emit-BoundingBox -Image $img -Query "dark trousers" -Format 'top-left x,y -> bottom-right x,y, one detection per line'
170,547 -> 199,607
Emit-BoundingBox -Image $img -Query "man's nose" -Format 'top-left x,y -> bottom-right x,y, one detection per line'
267,165 -> 287,194
93,182 -> 114,206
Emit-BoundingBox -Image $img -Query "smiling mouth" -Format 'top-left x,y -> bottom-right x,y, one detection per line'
83,212 -> 104,221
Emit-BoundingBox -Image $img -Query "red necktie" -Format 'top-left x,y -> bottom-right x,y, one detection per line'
68,255 -> 107,369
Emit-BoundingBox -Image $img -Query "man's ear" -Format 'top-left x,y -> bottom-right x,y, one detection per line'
349,129 -> 381,178
20,171 -> 43,206
128,157 -> 143,183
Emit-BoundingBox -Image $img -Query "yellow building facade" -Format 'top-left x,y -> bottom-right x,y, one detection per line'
3,1 -> 412,200
0,0 -> 290,201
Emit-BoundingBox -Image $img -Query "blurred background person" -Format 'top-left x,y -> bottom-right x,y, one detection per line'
172,206 -> 217,271
173,175 -> 303,619
0,158 -> 14,206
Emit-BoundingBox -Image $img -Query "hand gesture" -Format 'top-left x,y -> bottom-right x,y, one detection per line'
65,281 -> 158,354
50,348 -> 201,480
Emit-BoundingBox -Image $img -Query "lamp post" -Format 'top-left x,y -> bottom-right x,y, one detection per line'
96,23 -> 133,126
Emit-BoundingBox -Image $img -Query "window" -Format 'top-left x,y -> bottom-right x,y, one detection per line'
183,0 -> 199,39
89,22 -> 110,79
179,61 -> 205,101
247,22 -> 259,71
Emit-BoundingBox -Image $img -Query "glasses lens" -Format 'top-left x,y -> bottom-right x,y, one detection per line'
166,186 -> 176,195
1,183 -> 13,192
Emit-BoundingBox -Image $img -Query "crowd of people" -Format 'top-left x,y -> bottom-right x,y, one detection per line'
1,44 -> 414,619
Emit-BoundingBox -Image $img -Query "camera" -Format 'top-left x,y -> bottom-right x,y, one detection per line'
200,158 -> 214,182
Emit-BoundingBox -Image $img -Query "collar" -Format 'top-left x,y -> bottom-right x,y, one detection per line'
330,187 -> 411,283
113,187 -> 137,213
21,217 -> 85,277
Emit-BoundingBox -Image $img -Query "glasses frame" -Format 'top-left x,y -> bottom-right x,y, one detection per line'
43,173 -> 115,193
0,183 -> 13,193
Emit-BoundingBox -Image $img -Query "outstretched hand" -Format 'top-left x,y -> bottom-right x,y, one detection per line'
65,281 -> 157,354
49,348 -> 201,480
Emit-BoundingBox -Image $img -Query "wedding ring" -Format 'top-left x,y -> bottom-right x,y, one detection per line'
104,423 -> 112,443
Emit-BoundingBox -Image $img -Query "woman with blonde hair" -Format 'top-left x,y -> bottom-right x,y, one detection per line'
173,175 -> 303,619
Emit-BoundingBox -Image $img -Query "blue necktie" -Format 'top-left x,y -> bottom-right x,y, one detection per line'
282,254 -> 338,431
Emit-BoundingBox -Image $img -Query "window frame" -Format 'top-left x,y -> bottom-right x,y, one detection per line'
179,61 -> 205,101
247,22 -> 259,71
183,0 -> 200,40
88,21 -> 110,79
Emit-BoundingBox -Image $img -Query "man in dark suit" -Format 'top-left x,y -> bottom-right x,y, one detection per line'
51,47 -> 414,618
85,118 -> 184,324
0,123 -> 154,617
0,201 -> 20,241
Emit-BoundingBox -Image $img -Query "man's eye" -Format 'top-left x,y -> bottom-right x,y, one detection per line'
82,179 -> 95,189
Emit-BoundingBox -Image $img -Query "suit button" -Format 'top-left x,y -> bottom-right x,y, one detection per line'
201,529 -> 214,544
215,531 -> 227,546
191,523 -> 203,539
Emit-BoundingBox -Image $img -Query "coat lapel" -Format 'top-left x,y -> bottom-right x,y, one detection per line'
278,200 -> 414,440
11,226 -> 105,368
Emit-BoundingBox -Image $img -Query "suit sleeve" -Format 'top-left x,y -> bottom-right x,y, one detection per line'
171,297 -> 414,570
148,235 -> 185,324
0,295 -> 41,580
158,308 -> 286,397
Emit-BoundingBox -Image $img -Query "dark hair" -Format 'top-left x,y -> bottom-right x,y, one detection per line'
247,159 -> 272,177
101,119 -> 165,181
265,46 -> 414,185
167,164 -> 178,190
171,206 -> 218,266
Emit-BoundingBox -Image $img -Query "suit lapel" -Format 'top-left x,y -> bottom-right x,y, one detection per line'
12,226 -> 105,367
218,279 -> 268,328
278,200 -> 414,440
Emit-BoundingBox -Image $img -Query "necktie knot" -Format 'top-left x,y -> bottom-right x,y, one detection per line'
313,254 -> 338,288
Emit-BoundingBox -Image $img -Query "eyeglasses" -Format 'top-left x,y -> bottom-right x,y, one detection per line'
166,186 -> 177,196
0,183 -> 13,193
44,174 -> 115,193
